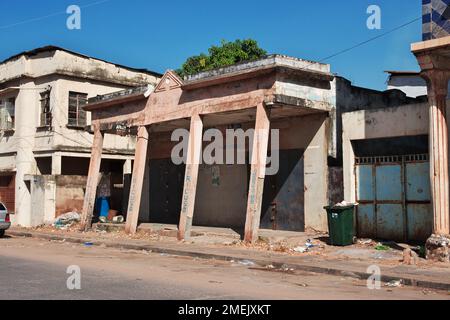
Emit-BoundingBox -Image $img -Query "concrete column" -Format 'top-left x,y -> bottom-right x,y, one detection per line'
244,103 -> 271,243
123,159 -> 132,175
80,125 -> 104,231
125,126 -> 149,234
178,114 -> 203,241
425,70 -> 450,236
14,81 -> 38,227
51,154 -> 62,175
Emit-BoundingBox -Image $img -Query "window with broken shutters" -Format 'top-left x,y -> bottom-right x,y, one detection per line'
68,92 -> 87,127
0,97 -> 15,130
40,90 -> 52,127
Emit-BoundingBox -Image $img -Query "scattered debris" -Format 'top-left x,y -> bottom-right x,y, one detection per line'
422,289 -> 435,295
402,248 -> 420,265
280,264 -> 294,272
296,283 -> 308,287
238,260 -> 256,266
375,243 -> 390,251
425,234 -> 450,262
358,238 -> 373,245
334,201 -> 359,207
385,280 -> 403,288
112,216 -> 125,224
265,264 -> 275,269
53,212 -> 80,229
293,246 -> 308,253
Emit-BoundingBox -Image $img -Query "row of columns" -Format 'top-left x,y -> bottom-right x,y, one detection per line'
80,103 -> 271,243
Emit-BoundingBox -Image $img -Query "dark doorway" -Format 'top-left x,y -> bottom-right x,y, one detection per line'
148,158 -> 186,224
261,149 -> 305,231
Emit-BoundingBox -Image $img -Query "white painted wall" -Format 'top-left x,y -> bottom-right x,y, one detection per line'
0,48 -> 160,226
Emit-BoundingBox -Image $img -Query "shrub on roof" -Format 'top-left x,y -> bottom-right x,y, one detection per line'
177,39 -> 267,78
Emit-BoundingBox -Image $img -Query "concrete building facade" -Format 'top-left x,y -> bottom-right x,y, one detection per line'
79,54 -> 425,243
82,56 -> 336,241
0,46 -> 160,227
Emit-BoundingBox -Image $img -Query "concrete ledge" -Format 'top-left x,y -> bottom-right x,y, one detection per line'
7,229 -> 450,292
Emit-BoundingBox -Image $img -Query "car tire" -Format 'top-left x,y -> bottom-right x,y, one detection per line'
0,230 -> 5,238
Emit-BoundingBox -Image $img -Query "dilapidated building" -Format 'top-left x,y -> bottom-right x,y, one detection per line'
80,54 -> 423,243
0,46 -> 160,227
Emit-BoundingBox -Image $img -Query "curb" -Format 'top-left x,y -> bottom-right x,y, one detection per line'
7,230 -> 450,292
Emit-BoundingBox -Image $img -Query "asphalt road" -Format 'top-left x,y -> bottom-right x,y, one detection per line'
0,236 -> 448,300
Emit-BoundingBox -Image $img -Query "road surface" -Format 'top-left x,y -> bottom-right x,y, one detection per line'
0,236 -> 448,300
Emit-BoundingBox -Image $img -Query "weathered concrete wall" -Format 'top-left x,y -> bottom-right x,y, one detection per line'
137,112 -> 330,232
194,164 -> 248,229
22,175 -> 86,226
328,166 -> 344,206
332,77 -> 420,166
0,49 -> 159,86
23,175 -> 56,226
0,47 -> 159,226
55,175 -> 87,217
274,113 -> 330,231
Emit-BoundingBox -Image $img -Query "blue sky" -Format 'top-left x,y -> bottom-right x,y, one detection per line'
0,0 -> 422,91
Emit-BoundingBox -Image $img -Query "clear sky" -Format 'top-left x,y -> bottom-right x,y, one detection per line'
0,0 -> 422,91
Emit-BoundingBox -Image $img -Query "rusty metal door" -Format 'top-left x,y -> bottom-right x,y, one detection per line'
148,159 -> 186,224
355,154 -> 432,242
260,149 -> 305,232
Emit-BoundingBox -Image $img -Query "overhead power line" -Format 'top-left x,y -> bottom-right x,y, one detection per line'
0,0 -> 112,30
317,16 -> 422,64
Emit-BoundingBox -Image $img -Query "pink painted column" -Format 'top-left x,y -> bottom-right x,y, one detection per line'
80,124 -> 104,231
125,126 -> 149,234
244,103 -> 271,243
178,114 -> 203,241
426,70 -> 450,236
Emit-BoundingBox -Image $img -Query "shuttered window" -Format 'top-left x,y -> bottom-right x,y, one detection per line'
0,97 -> 15,130
40,91 -> 52,127
68,92 -> 87,127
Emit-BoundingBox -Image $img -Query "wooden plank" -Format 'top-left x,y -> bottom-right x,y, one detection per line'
178,114 -> 203,241
244,103 -> 271,243
80,126 -> 104,231
125,126 -> 150,234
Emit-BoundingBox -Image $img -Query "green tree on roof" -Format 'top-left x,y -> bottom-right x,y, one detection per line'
177,39 -> 267,78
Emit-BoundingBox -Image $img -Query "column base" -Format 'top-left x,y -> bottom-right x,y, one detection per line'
425,234 -> 450,262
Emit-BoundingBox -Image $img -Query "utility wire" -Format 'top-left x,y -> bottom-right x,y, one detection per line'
319,16 -> 422,63
0,0 -> 112,30
300,16 -> 422,71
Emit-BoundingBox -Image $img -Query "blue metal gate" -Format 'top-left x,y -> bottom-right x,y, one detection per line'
355,154 -> 432,242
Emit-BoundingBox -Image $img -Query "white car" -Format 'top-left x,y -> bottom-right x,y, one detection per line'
0,202 -> 11,238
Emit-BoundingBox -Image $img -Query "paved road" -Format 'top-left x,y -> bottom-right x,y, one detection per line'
0,236 -> 448,300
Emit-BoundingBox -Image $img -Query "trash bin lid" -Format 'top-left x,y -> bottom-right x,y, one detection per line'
324,204 -> 357,210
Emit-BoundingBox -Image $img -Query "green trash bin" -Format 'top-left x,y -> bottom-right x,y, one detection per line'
324,205 -> 356,246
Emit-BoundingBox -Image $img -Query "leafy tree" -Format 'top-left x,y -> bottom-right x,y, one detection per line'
177,39 -> 267,78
